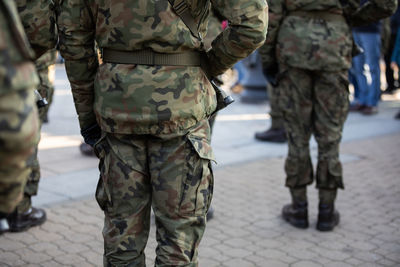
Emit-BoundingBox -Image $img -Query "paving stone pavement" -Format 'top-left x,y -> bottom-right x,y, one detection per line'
1,132 -> 399,266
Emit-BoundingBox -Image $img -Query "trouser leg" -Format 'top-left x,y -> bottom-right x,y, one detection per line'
313,70 -> 349,191
150,120 -> 213,267
279,66 -> 314,190
95,133 -> 151,267
268,84 -> 284,129
15,50 -> 57,214
0,89 -> 39,214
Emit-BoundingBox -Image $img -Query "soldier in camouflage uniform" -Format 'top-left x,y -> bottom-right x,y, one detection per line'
0,0 -> 40,234
4,0 -> 58,232
260,0 -> 396,231
57,0 -> 267,265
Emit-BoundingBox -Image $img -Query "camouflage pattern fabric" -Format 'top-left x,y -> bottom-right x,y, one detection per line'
278,65 -> 349,190
267,83 -> 284,129
0,0 -> 40,214
259,0 -> 396,204
58,0 -> 267,265
15,0 -> 58,59
95,120 -> 214,266
259,0 -> 397,72
203,10 -> 223,51
57,0 -> 268,134
16,49 -> 57,213
36,49 -> 57,121
12,0 -> 58,214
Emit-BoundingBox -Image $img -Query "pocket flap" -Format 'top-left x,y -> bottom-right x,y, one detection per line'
188,135 -> 216,163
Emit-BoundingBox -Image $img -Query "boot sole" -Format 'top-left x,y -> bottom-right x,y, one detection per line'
317,215 -> 339,232
283,215 -> 309,229
9,215 -> 47,232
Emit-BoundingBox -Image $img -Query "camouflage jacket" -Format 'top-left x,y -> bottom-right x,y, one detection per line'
260,0 -> 397,72
16,0 -> 58,60
0,0 -> 39,95
57,0 -> 268,135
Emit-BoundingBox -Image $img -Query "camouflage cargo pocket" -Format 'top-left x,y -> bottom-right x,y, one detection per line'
178,135 -> 215,217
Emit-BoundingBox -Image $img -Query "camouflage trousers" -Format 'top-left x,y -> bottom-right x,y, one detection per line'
95,120 -> 214,267
278,66 -> 349,190
0,89 -> 39,214
16,50 -> 57,213
267,83 -> 284,129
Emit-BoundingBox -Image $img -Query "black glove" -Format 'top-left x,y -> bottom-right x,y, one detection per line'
81,123 -> 101,147
263,64 -> 279,87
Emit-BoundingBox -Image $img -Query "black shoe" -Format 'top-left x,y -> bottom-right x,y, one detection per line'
255,127 -> 287,143
317,204 -> 339,232
395,111 -> 400,120
7,207 -> 47,232
80,142 -> 96,157
206,205 -> 214,221
282,202 -> 308,229
0,218 -> 9,235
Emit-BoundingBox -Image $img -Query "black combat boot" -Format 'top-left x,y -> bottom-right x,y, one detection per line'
255,127 -> 287,143
317,204 -> 339,231
282,201 -> 309,229
7,207 -> 47,232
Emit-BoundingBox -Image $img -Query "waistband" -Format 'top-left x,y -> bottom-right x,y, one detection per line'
101,48 -> 202,66
289,10 -> 345,22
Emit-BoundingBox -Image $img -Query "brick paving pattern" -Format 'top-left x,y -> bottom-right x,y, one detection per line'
1,133 -> 399,266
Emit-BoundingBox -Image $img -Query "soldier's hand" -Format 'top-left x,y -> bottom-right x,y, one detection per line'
81,123 -> 101,147
263,64 -> 279,87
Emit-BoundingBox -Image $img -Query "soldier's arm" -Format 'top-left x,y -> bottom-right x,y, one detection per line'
16,0 -> 58,59
57,0 -> 98,131
349,0 -> 397,27
206,0 -> 268,77
258,0 -> 285,71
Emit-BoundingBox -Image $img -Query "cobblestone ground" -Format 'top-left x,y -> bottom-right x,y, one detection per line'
0,133 -> 399,266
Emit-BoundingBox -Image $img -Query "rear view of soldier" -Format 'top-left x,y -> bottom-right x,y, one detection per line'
260,0 -> 396,232
57,0 -> 267,265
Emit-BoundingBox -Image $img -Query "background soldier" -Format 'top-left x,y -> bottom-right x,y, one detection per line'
0,0 -> 40,234
260,0 -> 397,232
57,0 -> 267,265
36,49 -> 57,123
5,0 -> 58,232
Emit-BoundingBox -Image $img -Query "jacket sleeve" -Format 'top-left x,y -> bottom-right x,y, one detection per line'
350,0 -> 398,27
258,0 -> 285,70
57,0 -> 98,130
16,0 -> 58,59
207,0 -> 268,77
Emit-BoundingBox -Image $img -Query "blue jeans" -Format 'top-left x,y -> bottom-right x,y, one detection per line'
351,31 -> 381,107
